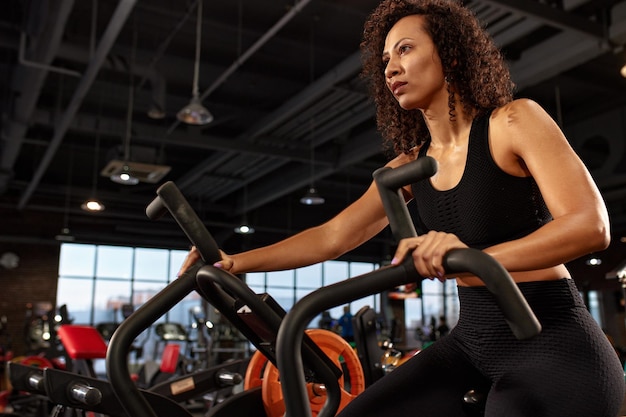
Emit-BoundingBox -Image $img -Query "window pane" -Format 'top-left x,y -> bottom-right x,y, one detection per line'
588,290 -> 602,326
93,279 -> 131,325
134,248 -> 169,281
445,280 -> 459,327
422,279 -> 442,295
168,292 -> 203,325
132,281 -> 167,318
296,264 -> 322,289
248,285 -> 265,296
267,270 -> 293,287
324,261 -> 348,285
349,262 -> 376,278
422,293 -> 442,328
328,305 -> 344,320
349,295 -> 377,317
265,287 -> 294,312
246,272 -> 266,288
96,246 -> 133,279
57,277 -> 93,324
59,244 -> 95,277
169,250 -> 188,280
296,288 -> 313,303
404,298 -> 423,328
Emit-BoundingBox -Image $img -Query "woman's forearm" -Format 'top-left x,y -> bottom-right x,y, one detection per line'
484,210 -> 610,273
230,225 -> 343,273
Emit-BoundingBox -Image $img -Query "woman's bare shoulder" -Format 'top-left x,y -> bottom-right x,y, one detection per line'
491,98 -> 551,129
386,147 -> 419,169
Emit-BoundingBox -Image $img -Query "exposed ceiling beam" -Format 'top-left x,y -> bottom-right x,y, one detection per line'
509,2 -> 626,89
17,0 -> 138,210
0,0 -> 75,192
482,0 -> 606,39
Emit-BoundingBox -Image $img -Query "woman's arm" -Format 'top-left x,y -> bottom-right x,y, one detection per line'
390,99 -> 610,280
483,98 -> 610,272
179,151 -> 418,276
228,181 -> 390,274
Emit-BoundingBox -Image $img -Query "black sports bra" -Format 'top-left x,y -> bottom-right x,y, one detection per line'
411,111 -> 552,249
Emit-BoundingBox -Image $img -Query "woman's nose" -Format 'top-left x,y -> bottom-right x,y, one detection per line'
384,60 -> 399,79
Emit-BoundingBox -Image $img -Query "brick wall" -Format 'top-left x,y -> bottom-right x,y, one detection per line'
0,207 -> 62,357
0,241 -> 60,356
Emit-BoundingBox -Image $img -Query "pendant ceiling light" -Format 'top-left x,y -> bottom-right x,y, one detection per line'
299,120 -> 324,206
234,185 -> 255,234
111,28 -> 139,185
82,109 -> 105,211
177,0 -> 213,125
300,23 -> 323,206
56,148 -> 76,242
299,122 -> 325,206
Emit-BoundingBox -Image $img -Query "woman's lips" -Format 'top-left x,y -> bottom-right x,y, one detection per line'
391,81 -> 407,95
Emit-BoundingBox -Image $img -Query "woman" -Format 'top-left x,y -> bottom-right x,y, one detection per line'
180,0 -> 624,415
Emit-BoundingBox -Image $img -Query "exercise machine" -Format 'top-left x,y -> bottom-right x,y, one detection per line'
7,329 -> 244,417
104,156 -> 540,417
106,180 -> 365,417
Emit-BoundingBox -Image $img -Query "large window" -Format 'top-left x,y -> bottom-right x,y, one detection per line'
58,244 -> 380,331
245,260 -> 379,327
57,243 -> 460,358
57,244 -> 190,325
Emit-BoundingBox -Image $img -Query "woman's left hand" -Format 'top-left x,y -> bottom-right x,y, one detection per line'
391,231 -> 468,281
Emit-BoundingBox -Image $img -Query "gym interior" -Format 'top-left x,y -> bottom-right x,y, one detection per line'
1,0 -> 626,416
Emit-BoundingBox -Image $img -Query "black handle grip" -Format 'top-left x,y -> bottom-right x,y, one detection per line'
147,181 -> 221,264
373,156 -> 438,240
145,196 -> 168,220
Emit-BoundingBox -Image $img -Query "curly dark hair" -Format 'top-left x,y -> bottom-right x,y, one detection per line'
360,0 -> 515,155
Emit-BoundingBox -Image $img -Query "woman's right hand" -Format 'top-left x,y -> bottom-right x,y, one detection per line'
177,246 -> 234,277
391,231 -> 468,281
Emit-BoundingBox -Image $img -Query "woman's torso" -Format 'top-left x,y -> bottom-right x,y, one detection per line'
409,109 -> 568,286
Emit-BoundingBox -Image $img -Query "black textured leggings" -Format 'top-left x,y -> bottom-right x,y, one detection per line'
337,279 -> 625,417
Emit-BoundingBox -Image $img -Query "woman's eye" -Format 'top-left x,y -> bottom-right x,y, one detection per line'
399,45 -> 411,54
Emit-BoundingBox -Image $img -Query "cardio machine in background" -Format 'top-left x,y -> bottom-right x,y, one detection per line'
7,319 -> 245,417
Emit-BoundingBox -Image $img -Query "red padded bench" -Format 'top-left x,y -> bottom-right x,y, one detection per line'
57,325 -> 108,376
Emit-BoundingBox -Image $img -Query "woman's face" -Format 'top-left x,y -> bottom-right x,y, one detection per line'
382,15 -> 446,111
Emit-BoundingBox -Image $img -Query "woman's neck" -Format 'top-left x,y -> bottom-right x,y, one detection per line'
422,105 -> 474,148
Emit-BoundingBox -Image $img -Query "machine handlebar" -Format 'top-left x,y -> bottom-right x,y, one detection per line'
146,181 -> 221,263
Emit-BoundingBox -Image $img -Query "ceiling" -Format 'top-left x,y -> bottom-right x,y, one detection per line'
1,0 -> 626,265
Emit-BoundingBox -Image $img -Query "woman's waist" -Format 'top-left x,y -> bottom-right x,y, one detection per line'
455,276 -> 585,326
455,264 -> 570,287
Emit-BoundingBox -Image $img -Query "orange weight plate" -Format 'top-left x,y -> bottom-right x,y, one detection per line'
261,329 -> 365,417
